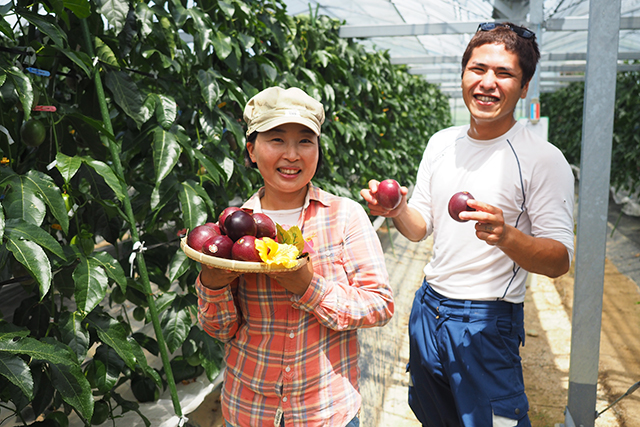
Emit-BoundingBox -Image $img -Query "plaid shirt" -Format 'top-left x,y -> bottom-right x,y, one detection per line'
197,185 -> 394,427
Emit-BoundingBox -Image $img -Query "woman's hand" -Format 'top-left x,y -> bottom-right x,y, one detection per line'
199,264 -> 241,290
267,258 -> 315,296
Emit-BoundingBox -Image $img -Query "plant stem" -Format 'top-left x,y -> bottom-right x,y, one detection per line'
79,19 -> 183,418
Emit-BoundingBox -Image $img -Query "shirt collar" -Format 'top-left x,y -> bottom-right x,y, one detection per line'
241,183 -> 330,212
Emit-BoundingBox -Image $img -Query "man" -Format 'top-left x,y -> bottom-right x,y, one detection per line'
361,23 -> 575,427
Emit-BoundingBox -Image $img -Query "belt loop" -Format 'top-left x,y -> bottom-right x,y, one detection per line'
510,302 -> 518,336
463,300 -> 472,323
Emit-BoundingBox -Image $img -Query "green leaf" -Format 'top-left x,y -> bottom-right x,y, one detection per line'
152,94 -> 178,130
197,69 -> 222,111
23,170 -> 70,234
167,249 -> 189,283
218,111 -> 245,151
152,127 -> 182,186
127,337 -> 162,388
95,0 -> 129,33
211,31 -> 233,61
72,257 -> 108,314
5,238 -> 51,300
49,362 -> 93,422
0,17 -> 14,40
154,292 -> 176,315
188,8 -> 214,55
4,218 -> 65,259
218,0 -> 235,18
0,352 -> 34,400
85,313 -> 137,370
6,67 -> 33,121
59,311 -> 90,363
18,10 -> 67,47
196,329 -> 224,382
0,335 -> 77,366
222,157 -> 234,183
178,181 -> 208,232
63,0 -> 91,18
192,150 -> 223,185
55,47 -> 91,78
81,157 -> 125,201
68,113 -> 116,142
276,223 -> 291,245
55,153 -> 82,184
7,170 -> 69,233
94,36 -> 119,67
161,303 -> 191,353
89,251 -> 126,288
104,71 -> 147,129
91,345 -> 125,392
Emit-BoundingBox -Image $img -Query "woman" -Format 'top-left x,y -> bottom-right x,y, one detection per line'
196,86 -> 394,427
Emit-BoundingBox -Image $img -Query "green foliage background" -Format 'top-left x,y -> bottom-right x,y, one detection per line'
541,73 -> 640,194
0,0 -> 451,425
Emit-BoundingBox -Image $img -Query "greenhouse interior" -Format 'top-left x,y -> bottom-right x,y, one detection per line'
0,0 -> 639,426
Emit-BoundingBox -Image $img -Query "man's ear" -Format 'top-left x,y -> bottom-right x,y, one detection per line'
520,80 -> 530,99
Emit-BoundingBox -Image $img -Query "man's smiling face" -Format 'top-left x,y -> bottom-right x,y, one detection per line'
461,42 -> 530,140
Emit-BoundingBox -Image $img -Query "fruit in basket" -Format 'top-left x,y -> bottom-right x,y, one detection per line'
376,179 -> 402,210
225,210 -> 257,241
187,224 -> 220,251
253,213 -> 277,239
448,191 -> 476,222
204,222 -> 222,234
232,236 -> 261,262
218,206 -> 241,234
203,234 -> 233,259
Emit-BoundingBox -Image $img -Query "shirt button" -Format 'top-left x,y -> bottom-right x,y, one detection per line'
515,408 -> 520,415
283,396 -> 288,402
289,332 -> 295,338
285,366 -> 291,372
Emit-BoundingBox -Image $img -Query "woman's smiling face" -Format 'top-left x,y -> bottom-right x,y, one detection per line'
247,123 -> 320,208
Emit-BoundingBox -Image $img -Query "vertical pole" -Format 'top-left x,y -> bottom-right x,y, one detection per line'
528,0 -> 543,123
566,0 -> 621,426
79,20 -> 183,418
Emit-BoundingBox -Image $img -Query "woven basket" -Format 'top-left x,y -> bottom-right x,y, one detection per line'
180,237 -> 307,273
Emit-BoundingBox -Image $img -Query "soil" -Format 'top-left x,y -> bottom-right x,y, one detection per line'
522,258 -> 640,427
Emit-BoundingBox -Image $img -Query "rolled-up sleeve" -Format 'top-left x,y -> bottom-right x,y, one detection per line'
196,275 -> 240,342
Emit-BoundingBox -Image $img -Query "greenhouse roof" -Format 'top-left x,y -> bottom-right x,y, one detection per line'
282,0 -> 640,97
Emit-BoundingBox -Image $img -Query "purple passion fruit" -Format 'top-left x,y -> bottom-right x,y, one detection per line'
448,191 -> 476,222
376,179 -> 402,210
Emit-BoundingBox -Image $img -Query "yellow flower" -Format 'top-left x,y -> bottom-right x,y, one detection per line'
255,237 -> 299,268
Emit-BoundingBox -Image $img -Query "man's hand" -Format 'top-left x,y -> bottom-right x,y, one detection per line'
460,198 -> 507,246
360,179 -> 409,217
460,198 -> 570,278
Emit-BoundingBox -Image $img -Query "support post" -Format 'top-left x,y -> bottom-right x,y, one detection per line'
566,0 -> 621,426
528,0 -> 543,123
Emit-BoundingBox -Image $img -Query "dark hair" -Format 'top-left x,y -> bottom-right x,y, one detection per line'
244,131 -> 324,177
461,22 -> 540,88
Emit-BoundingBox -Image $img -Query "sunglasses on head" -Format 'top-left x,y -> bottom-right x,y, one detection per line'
477,22 -> 535,39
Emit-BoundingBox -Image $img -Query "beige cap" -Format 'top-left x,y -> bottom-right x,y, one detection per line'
243,87 -> 325,136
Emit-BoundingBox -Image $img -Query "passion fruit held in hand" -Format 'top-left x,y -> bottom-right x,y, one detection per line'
376,179 -> 402,210
448,191 -> 476,222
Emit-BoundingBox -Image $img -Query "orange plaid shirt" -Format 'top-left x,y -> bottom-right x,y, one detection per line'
196,185 -> 394,427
